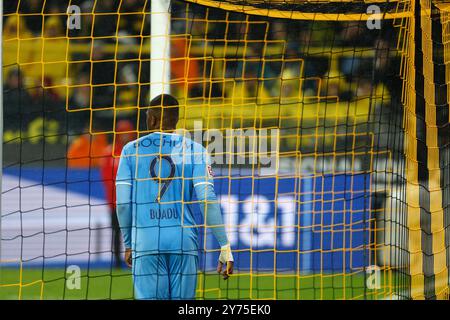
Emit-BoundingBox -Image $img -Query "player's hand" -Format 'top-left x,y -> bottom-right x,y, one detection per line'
124,248 -> 132,268
217,244 -> 234,280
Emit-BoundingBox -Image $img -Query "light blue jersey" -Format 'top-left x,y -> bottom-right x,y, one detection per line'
116,131 -> 229,299
115,132 -> 227,257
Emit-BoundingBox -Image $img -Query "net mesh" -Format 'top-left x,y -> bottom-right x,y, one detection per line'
1,0 -> 449,300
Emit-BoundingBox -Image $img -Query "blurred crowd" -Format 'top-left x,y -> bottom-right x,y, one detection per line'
3,0 -> 402,163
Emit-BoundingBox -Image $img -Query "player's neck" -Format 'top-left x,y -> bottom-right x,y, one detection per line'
148,128 -> 176,134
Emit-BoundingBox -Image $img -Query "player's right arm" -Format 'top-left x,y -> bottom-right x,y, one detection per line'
115,145 -> 133,267
192,145 -> 234,279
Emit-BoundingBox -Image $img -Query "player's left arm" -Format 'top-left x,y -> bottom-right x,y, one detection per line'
115,146 -> 133,267
193,147 -> 234,279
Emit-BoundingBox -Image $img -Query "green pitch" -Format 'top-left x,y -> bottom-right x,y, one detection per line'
0,267 -> 394,300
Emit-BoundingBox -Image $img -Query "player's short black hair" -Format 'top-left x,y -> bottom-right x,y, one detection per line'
148,94 -> 179,129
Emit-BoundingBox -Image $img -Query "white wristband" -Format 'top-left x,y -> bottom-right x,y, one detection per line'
219,244 -> 234,263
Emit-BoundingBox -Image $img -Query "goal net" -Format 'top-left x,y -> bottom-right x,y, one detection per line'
1,0 -> 449,300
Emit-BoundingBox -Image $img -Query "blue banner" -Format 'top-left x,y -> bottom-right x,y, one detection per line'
198,173 -> 372,273
3,168 -> 372,272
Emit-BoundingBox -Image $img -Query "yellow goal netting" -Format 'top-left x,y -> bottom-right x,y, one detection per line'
1,0 -> 449,300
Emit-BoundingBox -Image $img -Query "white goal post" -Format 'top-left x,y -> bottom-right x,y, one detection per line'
151,0 -> 172,100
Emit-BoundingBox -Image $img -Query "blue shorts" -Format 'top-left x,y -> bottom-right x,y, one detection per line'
132,254 -> 198,300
